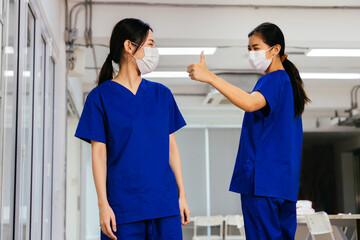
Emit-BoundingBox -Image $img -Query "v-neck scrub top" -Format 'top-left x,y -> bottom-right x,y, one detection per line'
229,70 -> 303,202
75,78 -> 186,224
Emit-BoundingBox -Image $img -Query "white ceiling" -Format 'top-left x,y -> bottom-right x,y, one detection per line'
67,1 -> 360,131
68,0 -> 360,7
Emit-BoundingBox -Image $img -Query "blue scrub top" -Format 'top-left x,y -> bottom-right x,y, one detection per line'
229,70 -> 303,202
75,78 -> 186,224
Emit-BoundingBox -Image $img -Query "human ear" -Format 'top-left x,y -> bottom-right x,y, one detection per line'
274,44 -> 282,56
123,40 -> 134,55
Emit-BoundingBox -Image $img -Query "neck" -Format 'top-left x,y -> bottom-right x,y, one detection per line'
113,60 -> 142,88
265,57 -> 285,74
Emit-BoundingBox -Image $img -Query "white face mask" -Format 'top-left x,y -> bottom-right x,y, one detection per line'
248,45 -> 275,73
130,42 -> 159,75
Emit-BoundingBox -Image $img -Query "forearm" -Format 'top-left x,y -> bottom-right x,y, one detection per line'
169,135 -> 186,198
91,142 -> 108,206
208,74 -> 259,112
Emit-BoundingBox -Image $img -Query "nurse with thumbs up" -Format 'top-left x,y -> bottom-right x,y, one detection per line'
187,22 -> 310,240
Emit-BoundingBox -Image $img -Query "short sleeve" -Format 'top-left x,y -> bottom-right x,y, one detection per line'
74,93 -> 107,144
253,74 -> 282,118
168,91 -> 186,134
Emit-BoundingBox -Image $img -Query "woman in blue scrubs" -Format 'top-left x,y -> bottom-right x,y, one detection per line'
75,18 -> 190,240
187,22 -> 310,239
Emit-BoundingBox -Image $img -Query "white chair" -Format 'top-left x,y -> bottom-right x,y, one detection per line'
224,215 -> 246,240
305,211 -> 335,240
192,215 -> 223,240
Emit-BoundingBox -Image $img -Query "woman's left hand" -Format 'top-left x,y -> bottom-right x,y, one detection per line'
179,196 -> 191,225
187,51 -> 214,83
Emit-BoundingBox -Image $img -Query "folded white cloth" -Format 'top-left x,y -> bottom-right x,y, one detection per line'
296,200 -> 315,216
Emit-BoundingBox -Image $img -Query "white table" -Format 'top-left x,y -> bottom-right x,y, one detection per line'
297,214 -> 360,240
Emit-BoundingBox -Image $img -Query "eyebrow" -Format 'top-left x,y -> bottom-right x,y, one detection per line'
148,39 -> 155,43
248,44 -> 260,48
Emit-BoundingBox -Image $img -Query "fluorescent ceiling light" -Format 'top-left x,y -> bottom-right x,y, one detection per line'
144,71 -> 188,78
300,73 -> 360,79
144,71 -> 360,80
307,49 -> 360,57
158,47 -> 217,55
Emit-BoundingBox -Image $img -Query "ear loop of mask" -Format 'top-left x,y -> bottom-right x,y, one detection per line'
129,41 -> 140,60
266,45 -> 276,60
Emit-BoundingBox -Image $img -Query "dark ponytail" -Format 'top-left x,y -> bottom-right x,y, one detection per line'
97,18 -> 152,85
97,53 -> 113,86
248,22 -> 311,118
282,58 -> 310,117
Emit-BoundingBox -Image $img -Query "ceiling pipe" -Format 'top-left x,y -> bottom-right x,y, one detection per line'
66,1 -> 359,83
66,1 -> 360,47
69,1 -> 360,10
67,0 -> 360,36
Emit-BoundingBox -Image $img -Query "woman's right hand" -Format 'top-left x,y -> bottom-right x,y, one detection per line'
99,202 -> 117,240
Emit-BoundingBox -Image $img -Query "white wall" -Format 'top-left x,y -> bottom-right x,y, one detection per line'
39,0 -> 63,43
175,127 -> 242,239
209,128 -> 242,216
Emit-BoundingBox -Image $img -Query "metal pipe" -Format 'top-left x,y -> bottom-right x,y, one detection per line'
64,0 -> 68,31
350,85 -> 360,108
73,5 -> 85,30
89,0 -> 98,76
70,1 -> 360,9
69,2 -> 88,37
68,0 -> 360,35
64,0 -> 69,44
67,0 -> 360,42
75,43 -> 108,48
85,0 -> 89,47
354,85 -> 360,108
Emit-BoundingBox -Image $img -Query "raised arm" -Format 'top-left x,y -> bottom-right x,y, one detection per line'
187,51 -> 267,112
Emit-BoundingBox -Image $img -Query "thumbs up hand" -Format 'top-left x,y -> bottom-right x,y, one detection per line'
187,51 -> 215,83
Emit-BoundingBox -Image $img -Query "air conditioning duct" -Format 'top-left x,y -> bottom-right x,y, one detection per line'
203,72 -> 262,105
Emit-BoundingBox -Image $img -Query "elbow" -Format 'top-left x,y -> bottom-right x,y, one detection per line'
243,105 -> 252,112
234,94 -> 258,112
242,102 -> 257,112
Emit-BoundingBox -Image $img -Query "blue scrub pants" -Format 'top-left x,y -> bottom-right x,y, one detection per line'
100,215 -> 182,240
241,169 -> 297,240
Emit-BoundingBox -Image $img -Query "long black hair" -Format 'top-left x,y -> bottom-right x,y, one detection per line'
97,18 -> 152,85
248,22 -> 311,118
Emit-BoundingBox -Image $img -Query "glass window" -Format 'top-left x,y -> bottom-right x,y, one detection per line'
0,1 -> 17,239
1,2 -> 56,239
30,36 -> 46,240
16,7 -> 35,240
42,57 -> 55,239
